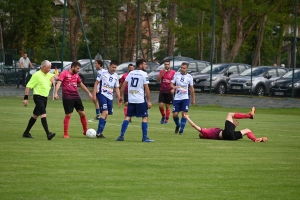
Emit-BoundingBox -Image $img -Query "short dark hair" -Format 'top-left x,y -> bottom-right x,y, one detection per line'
71,61 -> 81,68
128,64 -> 134,68
136,59 -> 146,69
110,60 -> 118,66
182,62 -> 189,68
96,60 -> 103,67
164,60 -> 170,64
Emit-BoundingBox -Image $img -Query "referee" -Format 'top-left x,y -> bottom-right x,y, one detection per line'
22,60 -> 56,140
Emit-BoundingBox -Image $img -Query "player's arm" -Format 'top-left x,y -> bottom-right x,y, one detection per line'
23,87 -> 31,107
156,70 -> 165,82
189,85 -> 195,105
144,84 -> 152,109
185,114 -> 202,132
92,80 -> 99,103
79,82 -> 92,99
54,81 -> 62,100
119,80 -> 127,103
170,82 -> 176,94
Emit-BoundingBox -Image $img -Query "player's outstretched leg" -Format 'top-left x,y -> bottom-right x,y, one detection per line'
233,107 -> 255,119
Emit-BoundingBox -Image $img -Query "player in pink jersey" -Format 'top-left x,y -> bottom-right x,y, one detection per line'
119,63 -> 134,120
156,60 -> 176,124
185,107 -> 267,142
54,61 -> 93,138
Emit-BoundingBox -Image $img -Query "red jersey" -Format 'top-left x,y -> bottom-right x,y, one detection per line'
159,69 -> 176,93
200,128 -> 222,140
120,72 -> 129,94
58,70 -> 81,99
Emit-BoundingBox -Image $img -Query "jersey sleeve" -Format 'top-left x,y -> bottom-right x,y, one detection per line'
144,73 -> 149,84
58,71 -> 66,82
77,74 -> 82,84
115,75 -> 120,87
96,71 -> 103,82
120,73 -> 125,83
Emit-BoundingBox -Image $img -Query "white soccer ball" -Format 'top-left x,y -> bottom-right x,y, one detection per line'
86,128 -> 97,138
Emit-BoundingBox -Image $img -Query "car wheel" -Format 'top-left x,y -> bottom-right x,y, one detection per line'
0,74 -> 6,84
255,85 -> 265,96
216,82 -> 226,94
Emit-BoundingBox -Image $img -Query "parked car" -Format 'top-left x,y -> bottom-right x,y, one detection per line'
270,69 -> 300,97
116,62 -> 159,79
193,63 -> 250,94
159,56 -> 194,65
227,66 -> 289,96
148,60 -> 189,90
178,60 -> 210,75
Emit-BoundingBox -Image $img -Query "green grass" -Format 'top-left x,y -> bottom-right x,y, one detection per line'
0,97 -> 300,199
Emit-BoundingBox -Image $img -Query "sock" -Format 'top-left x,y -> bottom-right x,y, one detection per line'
103,120 -> 107,129
97,118 -> 106,134
120,120 -> 129,137
247,132 -> 257,141
96,109 -> 100,115
124,107 -> 128,118
234,113 -> 250,119
64,115 -> 71,135
159,107 -> 165,117
41,117 -> 50,135
142,122 -> 148,140
24,117 -> 36,134
173,117 -> 180,127
166,109 -> 171,120
80,115 -> 88,134
180,118 -> 187,132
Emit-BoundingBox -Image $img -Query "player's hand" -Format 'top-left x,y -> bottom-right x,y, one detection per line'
191,99 -> 195,105
92,96 -> 97,103
170,89 -> 175,94
88,93 -> 93,99
54,94 -> 59,100
147,102 -> 152,109
233,120 -> 239,127
23,100 -> 28,107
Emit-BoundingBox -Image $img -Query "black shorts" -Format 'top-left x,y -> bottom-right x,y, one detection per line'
33,95 -> 48,116
222,120 -> 243,140
124,94 -> 128,103
63,99 -> 84,114
158,93 -> 173,104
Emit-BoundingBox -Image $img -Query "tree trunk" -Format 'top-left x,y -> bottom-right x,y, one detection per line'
253,15 -> 268,66
167,2 -> 177,57
121,2 -> 137,62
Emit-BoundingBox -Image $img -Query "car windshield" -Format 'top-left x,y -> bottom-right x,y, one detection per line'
200,64 -> 228,74
240,67 -> 269,76
282,70 -> 300,78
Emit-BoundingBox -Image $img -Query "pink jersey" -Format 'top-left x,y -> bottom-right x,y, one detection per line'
58,70 -> 81,99
159,69 -> 176,93
120,72 -> 129,94
200,128 -> 222,140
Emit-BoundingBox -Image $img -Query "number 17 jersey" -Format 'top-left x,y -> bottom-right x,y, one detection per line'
125,70 -> 149,103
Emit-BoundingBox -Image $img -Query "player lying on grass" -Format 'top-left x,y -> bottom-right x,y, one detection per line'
185,107 -> 267,142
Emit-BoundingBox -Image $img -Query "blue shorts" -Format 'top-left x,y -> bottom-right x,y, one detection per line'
127,102 -> 148,117
172,99 -> 190,113
97,93 -> 113,115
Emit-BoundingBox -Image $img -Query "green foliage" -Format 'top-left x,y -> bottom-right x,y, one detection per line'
0,97 -> 300,199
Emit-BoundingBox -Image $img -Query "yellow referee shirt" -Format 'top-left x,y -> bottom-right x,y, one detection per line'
26,70 -> 54,97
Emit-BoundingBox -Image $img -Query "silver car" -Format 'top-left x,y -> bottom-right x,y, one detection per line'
193,63 -> 250,94
227,66 -> 289,96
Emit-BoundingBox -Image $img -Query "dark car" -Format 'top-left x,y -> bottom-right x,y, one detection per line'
159,56 -> 194,65
193,63 -> 250,94
227,66 -> 289,96
270,69 -> 300,97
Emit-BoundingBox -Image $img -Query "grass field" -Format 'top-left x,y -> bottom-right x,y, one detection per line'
0,97 -> 300,200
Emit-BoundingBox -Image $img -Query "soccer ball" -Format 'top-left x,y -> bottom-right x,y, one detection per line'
86,129 -> 97,138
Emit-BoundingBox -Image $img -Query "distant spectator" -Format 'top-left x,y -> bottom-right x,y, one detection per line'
281,64 -> 285,68
18,53 -> 34,88
154,59 -> 159,64
273,63 -> 277,67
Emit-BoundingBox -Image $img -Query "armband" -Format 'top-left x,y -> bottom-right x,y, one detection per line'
24,95 -> 29,100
